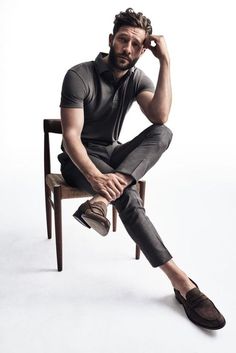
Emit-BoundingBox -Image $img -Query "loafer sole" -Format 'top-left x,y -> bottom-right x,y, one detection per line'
73,210 -> 91,229
82,214 -> 110,236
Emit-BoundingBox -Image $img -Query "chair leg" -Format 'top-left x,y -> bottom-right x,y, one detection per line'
135,180 -> 146,260
45,184 -> 52,239
112,206 -> 117,232
135,245 -> 141,259
54,186 -> 63,272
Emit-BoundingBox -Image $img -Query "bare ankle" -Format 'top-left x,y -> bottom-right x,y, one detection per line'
160,260 -> 196,297
160,260 -> 188,286
90,194 -> 109,205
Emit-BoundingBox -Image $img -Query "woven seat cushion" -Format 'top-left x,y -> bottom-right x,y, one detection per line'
46,173 -> 91,199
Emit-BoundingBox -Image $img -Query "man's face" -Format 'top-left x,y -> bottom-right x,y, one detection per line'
108,26 -> 146,71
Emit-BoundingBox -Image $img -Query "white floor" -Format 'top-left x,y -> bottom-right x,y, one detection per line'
0,169 -> 235,353
1,0 -> 236,351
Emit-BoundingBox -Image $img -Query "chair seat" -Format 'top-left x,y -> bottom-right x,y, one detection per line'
46,173 -> 91,199
44,119 -> 143,271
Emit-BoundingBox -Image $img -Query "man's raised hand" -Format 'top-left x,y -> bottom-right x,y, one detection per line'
144,35 -> 170,63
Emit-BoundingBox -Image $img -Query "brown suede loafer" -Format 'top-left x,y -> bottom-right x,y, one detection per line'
73,200 -> 110,236
174,280 -> 226,330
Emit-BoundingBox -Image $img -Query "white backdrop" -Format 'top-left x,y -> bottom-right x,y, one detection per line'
0,0 -> 236,350
1,0 -> 236,204
1,0 -> 236,271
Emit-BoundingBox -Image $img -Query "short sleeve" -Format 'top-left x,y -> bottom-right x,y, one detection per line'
135,69 -> 155,97
60,69 -> 87,108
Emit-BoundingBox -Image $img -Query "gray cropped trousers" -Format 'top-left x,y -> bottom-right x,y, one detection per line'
58,124 -> 173,267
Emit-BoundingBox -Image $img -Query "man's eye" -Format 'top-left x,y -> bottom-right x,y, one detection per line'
133,43 -> 141,49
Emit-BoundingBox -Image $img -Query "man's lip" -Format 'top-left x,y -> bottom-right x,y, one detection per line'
118,55 -> 130,61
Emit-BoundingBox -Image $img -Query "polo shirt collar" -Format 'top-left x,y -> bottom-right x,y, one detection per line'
95,52 -> 135,83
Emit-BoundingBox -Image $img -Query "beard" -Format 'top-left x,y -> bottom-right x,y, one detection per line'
108,45 -> 138,71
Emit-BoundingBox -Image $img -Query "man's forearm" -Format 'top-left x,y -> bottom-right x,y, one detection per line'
60,108 -> 126,201
149,59 -> 172,124
63,136 -> 102,182
63,136 -> 127,201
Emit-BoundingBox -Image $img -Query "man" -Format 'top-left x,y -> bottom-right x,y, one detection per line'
58,8 -> 225,329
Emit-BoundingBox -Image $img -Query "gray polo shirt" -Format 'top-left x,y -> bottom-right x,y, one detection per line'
60,52 -> 154,144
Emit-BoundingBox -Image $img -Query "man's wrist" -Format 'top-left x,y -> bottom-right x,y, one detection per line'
86,169 -> 103,183
159,56 -> 170,66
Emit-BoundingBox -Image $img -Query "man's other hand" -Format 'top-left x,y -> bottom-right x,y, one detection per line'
87,173 -> 128,202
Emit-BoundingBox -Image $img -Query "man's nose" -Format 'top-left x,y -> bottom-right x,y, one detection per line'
123,41 -> 132,55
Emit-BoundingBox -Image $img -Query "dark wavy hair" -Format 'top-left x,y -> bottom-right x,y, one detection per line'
113,8 -> 152,36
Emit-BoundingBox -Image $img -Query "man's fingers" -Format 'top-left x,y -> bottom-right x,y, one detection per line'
100,189 -> 114,202
100,186 -> 122,202
106,174 -> 127,190
112,179 -> 125,192
107,180 -> 122,195
107,185 -> 120,199
113,174 -> 127,185
94,173 -> 128,201
147,34 -> 163,42
145,35 -> 164,51
104,184 -> 123,201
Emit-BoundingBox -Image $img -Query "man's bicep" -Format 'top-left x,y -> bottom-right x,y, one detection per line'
136,90 -> 154,118
61,107 -> 84,138
60,69 -> 87,108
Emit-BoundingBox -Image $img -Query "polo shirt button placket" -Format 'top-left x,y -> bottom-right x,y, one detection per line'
112,90 -> 119,109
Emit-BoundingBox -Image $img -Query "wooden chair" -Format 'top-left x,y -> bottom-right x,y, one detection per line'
44,119 -> 145,271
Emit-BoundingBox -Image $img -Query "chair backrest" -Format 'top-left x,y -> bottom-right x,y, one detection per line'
44,119 -> 62,176
44,119 -> 62,134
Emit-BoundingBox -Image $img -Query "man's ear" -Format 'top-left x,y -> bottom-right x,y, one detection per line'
109,34 -> 113,47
